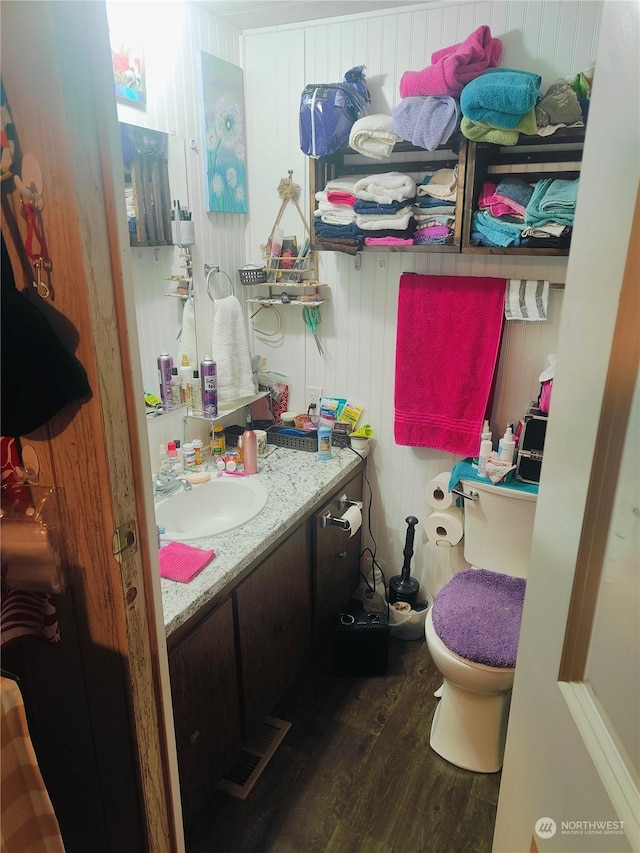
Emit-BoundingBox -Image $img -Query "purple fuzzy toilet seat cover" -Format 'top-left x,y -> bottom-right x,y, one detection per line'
432,569 -> 526,667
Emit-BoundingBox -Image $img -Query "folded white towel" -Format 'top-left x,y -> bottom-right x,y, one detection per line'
353,172 -> 416,204
505,279 -> 550,321
178,298 -> 198,371
349,113 -> 401,160
356,211 -> 413,230
315,209 -> 357,226
416,167 -> 458,201
210,296 -> 256,404
315,175 -> 365,199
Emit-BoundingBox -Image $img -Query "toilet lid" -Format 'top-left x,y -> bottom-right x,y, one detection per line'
432,569 -> 526,667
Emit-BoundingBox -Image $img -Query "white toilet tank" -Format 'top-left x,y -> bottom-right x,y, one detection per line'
460,478 -> 537,578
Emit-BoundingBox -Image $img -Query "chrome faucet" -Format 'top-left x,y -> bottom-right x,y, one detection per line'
153,473 -> 192,502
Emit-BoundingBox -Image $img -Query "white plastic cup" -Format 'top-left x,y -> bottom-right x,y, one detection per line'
280,412 -> 297,427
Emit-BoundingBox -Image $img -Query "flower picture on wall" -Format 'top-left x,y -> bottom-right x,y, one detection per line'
201,52 -> 247,214
110,28 -> 146,104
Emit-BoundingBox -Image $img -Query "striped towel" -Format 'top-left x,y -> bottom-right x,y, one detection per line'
505,279 -> 550,321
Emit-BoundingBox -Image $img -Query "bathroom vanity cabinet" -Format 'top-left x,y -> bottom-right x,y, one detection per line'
166,462 -> 363,835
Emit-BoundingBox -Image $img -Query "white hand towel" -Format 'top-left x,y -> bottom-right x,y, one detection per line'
349,114 -> 401,160
505,279 -> 550,321
353,172 -> 416,204
416,167 -> 458,201
178,298 -> 198,370
210,295 -> 256,404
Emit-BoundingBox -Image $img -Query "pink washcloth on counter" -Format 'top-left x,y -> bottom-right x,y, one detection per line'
399,25 -> 502,98
159,541 -> 216,583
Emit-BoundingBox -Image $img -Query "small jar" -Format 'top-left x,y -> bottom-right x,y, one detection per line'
211,423 -> 226,456
192,438 -> 204,467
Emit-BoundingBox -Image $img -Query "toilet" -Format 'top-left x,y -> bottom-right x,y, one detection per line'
424,477 -> 536,773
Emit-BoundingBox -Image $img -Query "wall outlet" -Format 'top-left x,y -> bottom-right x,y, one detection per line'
305,386 -> 323,414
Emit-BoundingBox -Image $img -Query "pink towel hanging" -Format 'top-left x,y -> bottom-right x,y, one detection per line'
394,273 -> 505,456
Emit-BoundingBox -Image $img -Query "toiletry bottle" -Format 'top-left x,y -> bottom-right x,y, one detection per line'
473,419 -> 492,466
200,356 -> 218,417
192,438 -> 203,467
180,356 -> 192,406
157,352 -> 173,410
183,442 -> 196,471
191,369 -> 202,412
159,443 -> 172,474
166,441 -> 181,473
243,420 -> 257,475
173,439 -> 184,472
317,422 -> 333,461
478,439 -> 492,477
498,427 -> 516,464
211,423 -> 226,457
170,367 -> 182,408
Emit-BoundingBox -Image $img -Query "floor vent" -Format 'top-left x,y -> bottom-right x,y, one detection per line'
217,716 -> 291,800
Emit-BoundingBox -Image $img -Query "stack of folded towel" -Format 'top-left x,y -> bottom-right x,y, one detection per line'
413,167 -> 458,245
535,79 -> 584,135
460,68 -> 542,145
521,177 -> 578,248
353,172 -> 417,245
313,175 -> 365,254
470,174 -> 578,249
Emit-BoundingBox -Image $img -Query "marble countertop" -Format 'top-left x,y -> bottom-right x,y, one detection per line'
161,445 -> 362,638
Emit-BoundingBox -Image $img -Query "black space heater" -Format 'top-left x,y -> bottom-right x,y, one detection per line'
388,516 -> 419,608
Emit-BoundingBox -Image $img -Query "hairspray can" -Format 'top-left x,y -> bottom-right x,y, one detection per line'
200,356 -> 218,417
157,351 -> 173,410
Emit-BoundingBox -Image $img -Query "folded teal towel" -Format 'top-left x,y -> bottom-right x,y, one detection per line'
449,459 -> 538,494
525,178 -> 579,226
472,210 -> 525,246
460,69 -> 542,129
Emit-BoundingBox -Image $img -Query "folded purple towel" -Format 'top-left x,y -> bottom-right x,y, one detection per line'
400,25 -> 502,98
392,96 -> 460,150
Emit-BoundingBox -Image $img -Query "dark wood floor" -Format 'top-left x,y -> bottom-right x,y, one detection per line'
188,635 -> 501,853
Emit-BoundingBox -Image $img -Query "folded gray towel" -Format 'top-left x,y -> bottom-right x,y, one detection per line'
392,96 -> 460,150
535,80 -> 583,127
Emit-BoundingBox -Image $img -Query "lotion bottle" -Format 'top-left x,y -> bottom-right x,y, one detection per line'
317,423 -> 333,461
498,427 -> 516,464
478,439 -> 492,477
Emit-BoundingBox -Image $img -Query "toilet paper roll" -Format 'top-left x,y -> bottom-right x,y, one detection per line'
340,505 -> 362,539
425,472 -> 454,510
424,508 -> 464,547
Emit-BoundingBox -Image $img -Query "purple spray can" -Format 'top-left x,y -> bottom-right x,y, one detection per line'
200,356 -> 218,417
157,351 -> 173,410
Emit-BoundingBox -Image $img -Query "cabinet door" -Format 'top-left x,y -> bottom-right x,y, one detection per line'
168,598 -> 241,834
313,472 -> 363,644
235,523 -> 311,736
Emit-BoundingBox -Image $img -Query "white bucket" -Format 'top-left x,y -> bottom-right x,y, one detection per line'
388,596 -> 432,641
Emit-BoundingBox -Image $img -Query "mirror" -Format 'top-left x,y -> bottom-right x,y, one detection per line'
119,123 -> 188,247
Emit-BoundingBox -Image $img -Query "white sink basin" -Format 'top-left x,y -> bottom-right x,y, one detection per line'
155,476 -> 268,541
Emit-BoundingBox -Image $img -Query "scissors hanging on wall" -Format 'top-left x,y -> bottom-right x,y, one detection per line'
303,305 -> 323,356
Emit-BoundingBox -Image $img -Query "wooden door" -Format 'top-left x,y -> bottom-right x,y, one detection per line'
169,598 -> 242,836
493,5 -> 640,850
1,3 -> 180,850
235,523 -> 311,736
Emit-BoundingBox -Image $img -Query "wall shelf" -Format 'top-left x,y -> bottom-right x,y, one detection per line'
308,127 -> 586,257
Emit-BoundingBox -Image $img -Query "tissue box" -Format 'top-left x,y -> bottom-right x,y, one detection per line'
515,406 -> 548,484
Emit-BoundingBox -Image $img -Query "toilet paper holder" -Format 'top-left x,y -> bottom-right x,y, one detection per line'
451,486 -> 479,502
321,495 -> 362,530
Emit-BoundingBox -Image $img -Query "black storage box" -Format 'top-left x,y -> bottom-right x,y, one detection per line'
332,610 -> 389,676
515,406 -> 548,484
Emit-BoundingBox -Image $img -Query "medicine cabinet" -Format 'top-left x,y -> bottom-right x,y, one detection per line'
119,122 -> 188,247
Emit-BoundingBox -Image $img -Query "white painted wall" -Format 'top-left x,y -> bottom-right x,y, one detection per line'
242,0 -> 602,597
109,0 -> 604,597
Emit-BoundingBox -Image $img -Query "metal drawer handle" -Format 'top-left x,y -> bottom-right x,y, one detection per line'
450,487 -> 479,502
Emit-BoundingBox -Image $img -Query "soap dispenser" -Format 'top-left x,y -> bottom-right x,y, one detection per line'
498,427 -> 516,464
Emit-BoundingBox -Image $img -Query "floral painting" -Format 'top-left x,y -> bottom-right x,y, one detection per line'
201,52 -> 247,214
110,29 -> 145,104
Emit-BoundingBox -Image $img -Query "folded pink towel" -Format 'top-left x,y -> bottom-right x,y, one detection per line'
400,25 -> 502,98
326,191 -> 357,206
159,541 -> 216,583
394,273 -> 505,455
364,237 -> 414,245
